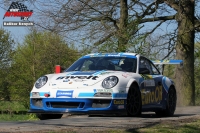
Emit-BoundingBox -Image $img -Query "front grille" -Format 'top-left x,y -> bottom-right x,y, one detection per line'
92,99 -> 111,108
32,99 -> 43,107
48,102 -> 84,108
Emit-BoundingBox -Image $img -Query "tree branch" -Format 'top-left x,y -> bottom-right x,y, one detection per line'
195,19 -> 200,32
140,15 -> 175,23
146,20 -> 165,35
164,0 -> 180,11
93,32 -> 116,46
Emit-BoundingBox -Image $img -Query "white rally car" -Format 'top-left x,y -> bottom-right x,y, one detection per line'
29,53 -> 182,120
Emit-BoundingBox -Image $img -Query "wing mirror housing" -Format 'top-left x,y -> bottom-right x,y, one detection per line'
139,68 -> 150,74
55,65 -> 66,73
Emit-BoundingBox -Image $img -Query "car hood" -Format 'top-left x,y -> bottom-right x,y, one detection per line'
47,70 -> 124,89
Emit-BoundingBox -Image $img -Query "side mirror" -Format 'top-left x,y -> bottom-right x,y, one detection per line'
139,68 -> 150,74
55,65 -> 66,73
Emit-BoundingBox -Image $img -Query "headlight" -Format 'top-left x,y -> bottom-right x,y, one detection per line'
102,76 -> 118,89
35,76 -> 48,89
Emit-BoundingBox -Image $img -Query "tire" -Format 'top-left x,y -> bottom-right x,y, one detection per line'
36,114 -> 63,120
156,86 -> 177,117
126,84 -> 142,117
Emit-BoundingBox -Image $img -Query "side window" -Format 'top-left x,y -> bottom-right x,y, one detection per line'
150,62 -> 160,75
144,60 -> 153,74
139,57 -> 153,74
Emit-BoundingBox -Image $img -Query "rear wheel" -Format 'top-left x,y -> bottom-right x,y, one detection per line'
156,86 -> 177,117
126,84 -> 142,116
36,114 -> 63,120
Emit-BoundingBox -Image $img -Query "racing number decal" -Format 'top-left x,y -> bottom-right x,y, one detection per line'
141,86 -> 162,105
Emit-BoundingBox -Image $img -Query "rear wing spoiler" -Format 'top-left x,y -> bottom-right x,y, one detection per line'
152,60 -> 183,67
152,60 -> 183,74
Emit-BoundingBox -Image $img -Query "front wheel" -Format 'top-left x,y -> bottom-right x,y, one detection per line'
156,86 -> 177,117
36,114 -> 63,120
126,84 -> 142,117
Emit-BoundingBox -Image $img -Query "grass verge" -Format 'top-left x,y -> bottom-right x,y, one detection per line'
137,119 -> 200,133
0,114 -> 36,121
0,101 -> 38,121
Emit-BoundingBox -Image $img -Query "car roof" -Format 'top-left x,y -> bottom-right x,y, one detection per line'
83,53 -> 139,58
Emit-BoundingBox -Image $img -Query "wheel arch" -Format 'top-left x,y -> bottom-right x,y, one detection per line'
126,79 -> 140,93
169,84 -> 176,94
168,85 -> 177,103
126,79 -> 142,116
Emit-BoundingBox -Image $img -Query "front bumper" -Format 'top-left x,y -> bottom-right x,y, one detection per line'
29,98 -> 126,114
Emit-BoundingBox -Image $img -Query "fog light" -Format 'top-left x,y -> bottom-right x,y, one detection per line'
32,92 -> 40,97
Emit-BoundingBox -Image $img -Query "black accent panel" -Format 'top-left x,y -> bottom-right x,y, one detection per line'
92,99 -> 111,108
48,102 -> 84,108
32,99 -> 43,107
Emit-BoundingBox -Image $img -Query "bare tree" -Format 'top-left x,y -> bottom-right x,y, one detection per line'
30,0 -> 170,51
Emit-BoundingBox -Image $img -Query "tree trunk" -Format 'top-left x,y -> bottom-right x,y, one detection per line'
175,0 -> 195,106
118,0 -> 128,52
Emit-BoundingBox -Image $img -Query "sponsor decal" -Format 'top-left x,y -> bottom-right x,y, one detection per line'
99,72 -> 112,75
56,90 -> 73,97
141,86 -> 162,105
113,100 -> 124,105
94,92 -> 112,97
63,79 -> 70,82
122,73 -> 131,78
56,76 -> 98,80
141,74 -> 153,80
92,70 -> 106,76
67,70 -> 109,76
107,54 -> 121,57
66,71 -> 79,75
94,89 -> 113,93
117,105 -> 124,109
119,90 -> 125,93
144,79 -> 155,87
71,71 -> 97,75
153,60 -> 170,63
95,53 -> 123,57
74,79 -> 86,82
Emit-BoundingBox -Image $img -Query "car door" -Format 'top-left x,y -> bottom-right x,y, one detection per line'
139,57 -> 163,108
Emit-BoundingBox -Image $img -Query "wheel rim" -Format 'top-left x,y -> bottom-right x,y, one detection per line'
126,88 -> 141,116
168,88 -> 176,113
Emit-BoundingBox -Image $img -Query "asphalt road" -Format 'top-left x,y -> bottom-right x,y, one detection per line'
0,106 -> 200,132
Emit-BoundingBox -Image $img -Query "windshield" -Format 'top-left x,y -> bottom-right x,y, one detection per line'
66,56 -> 137,72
